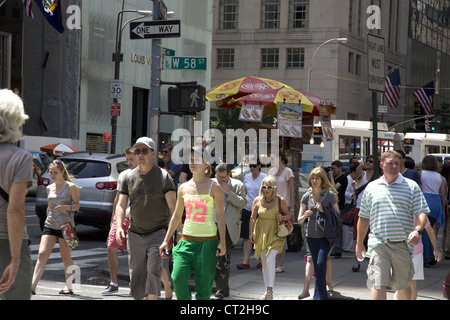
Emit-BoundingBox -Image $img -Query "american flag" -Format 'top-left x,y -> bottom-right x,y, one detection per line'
413,81 -> 435,116
384,69 -> 400,108
23,0 -> 34,18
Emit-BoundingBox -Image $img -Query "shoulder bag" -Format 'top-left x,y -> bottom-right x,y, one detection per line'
277,196 -> 293,237
61,221 -> 79,249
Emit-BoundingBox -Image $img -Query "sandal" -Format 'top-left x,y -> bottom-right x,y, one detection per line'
298,292 -> 310,300
260,291 -> 273,300
59,289 -> 74,295
275,267 -> 284,273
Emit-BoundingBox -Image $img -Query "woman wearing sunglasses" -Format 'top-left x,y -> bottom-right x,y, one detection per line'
249,175 -> 290,300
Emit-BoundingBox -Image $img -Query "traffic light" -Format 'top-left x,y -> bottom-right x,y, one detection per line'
167,85 -> 206,113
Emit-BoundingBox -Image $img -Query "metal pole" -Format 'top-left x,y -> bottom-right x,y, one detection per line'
111,2 -> 125,155
148,0 -> 161,158
372,91 -> 379,179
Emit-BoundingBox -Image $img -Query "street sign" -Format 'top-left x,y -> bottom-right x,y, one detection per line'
166,57 -> 207,70
111,103 -> 121,117
378,105 -> 388,114
367,34 -> 385,92
162,47 -> 175,57
130,20 -> 181,39
109,79 -> 123,99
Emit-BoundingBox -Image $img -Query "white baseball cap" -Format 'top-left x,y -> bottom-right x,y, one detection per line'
133,137 -> 156,150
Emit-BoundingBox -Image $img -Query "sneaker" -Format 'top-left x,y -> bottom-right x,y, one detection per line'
102,283 -> 119,295
236,263 -> 250,269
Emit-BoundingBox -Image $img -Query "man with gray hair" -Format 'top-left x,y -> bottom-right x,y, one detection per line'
213,163 -> 247,298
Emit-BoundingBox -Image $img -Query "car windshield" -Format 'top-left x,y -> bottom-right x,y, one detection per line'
64,160 -> 111,178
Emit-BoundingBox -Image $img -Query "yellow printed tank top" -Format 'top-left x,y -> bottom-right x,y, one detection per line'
182,181 -> 216,237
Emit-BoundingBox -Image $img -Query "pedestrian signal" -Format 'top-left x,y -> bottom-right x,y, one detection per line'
179,85 -> 206,112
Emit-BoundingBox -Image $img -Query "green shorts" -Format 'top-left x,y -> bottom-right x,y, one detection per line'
367,241 -> 414,291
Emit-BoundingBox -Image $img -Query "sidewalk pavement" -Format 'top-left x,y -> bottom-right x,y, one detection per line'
106,239 -> 449,300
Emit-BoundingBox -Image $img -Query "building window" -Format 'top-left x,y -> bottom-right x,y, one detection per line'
286,48 -> 305,68
289,0 -> 309,28
261,48 -> 279,68
220,0 -> 239,30
261,0 -> 280,29
348,52 -> 354,73
0,33 -> 11,89
217,49 -> 235,68
355,54 -> 362,75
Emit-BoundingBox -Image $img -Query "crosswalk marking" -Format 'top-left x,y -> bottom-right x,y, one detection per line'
30,244 -> 110,271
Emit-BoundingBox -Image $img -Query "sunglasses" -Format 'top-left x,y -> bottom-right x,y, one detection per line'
366,160 -> 374,163
250,164 -> 258,168
261,185 -> 273,190
134,148 -> 150,155
162,150 -> 169,154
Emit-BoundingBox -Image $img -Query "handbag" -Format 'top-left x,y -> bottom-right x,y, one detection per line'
340,201 -> 356,226
276,196 -> 293,237
61,222 -> 79,249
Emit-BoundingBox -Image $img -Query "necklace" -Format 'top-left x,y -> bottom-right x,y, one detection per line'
264,197 -> 274,203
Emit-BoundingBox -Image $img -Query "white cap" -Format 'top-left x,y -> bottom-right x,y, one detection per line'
133,137 -> 155,150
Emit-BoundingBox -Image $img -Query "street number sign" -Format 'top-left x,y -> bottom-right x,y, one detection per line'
166,57 -> 207,70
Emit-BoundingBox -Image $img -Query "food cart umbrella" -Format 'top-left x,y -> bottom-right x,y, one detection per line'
40,143 -> 78,156
206,76 -> 294,109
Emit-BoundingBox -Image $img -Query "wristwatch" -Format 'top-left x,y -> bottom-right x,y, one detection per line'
414,228 -> 423,235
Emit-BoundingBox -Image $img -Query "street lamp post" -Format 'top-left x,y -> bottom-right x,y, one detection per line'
111,9 -> 153,154
307,37 -> 347,93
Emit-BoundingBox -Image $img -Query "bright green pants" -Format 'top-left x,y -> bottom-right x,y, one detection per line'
171,239 -> 218,300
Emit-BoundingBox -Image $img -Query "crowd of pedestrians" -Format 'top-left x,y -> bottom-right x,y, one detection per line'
0,89 -> 447,301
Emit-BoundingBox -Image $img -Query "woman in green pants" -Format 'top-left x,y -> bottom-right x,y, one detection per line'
160,147 -> 226,300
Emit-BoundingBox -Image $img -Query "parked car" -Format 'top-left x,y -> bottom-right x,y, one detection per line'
27,150 -> 51,196
35,152 -> 128,230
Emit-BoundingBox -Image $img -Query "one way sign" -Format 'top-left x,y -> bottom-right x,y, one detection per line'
130,20 -> 181,39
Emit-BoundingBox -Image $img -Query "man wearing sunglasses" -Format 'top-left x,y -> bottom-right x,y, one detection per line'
115,137 -> 176,300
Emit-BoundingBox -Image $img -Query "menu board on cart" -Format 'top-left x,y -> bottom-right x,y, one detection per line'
277,103 -> 302,138
239,104 -> 264,122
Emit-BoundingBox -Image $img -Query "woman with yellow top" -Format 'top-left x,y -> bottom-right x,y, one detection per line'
160,147 -> 226,300
249,175 -> 292,300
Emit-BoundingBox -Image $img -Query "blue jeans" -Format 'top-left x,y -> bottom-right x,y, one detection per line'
306,237 -> 331,300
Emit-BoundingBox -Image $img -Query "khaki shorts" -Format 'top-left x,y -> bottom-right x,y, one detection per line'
367,241 -> 414,291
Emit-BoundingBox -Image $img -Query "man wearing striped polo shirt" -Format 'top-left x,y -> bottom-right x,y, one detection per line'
356,150 -> 429,300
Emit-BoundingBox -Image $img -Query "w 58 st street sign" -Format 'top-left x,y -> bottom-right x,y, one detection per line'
130,20 -> 181,39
